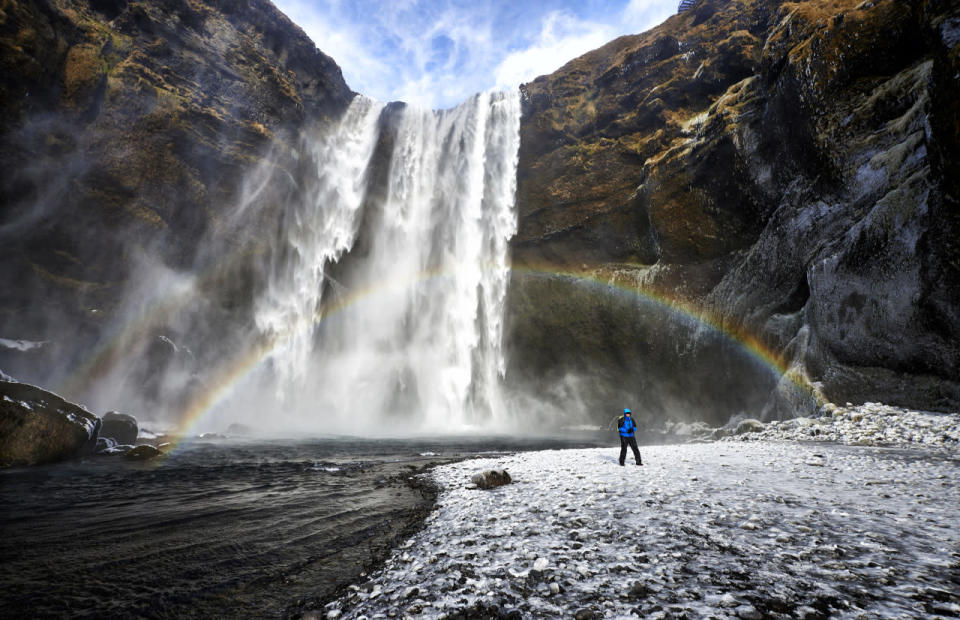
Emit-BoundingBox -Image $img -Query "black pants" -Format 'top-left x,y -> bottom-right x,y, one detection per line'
619,435 -> 642,465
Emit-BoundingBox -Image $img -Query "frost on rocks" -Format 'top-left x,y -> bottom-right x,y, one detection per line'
330,441 -> 960,619
725,402 -> 960,449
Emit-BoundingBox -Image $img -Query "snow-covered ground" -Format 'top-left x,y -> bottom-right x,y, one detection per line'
324,426 -> 960,619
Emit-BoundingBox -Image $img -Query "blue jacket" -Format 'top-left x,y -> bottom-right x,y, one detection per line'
618,415 -> 636,437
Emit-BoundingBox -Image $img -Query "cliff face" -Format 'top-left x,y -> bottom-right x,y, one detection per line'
0,0 -> 353,383
2,0 -> 957,425
509,0 -> 960,420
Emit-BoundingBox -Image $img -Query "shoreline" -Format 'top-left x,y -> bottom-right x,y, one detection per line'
292,458 -> 459,618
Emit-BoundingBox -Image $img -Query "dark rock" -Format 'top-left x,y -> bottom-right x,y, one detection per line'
509,0 -> 960,421
574,609 -> 598,620
629,581 -> 652,599
226,423 -> 254,436
0,0 -> 354,396
0,381 -> 101,466
470,469 -> 512,489
100,411 -> 138,445
124,444 -> 162,460
95,436 -> 117,452
735,419 -> 765,435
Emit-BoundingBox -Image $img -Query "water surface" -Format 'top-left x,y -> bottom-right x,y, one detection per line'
0,435 -> 607,618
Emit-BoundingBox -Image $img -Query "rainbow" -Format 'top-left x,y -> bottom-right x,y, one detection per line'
162,262 -> 822,447
57,260 -> 822,451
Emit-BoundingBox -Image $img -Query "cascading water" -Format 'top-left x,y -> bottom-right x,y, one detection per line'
252,90 -> 521,433
254,97 -> 384,386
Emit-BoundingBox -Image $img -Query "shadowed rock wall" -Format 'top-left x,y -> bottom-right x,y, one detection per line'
509,0 -> 960,422
0,0 -> 353,388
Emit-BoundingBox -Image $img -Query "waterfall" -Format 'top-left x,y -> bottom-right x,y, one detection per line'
254,90 -> 521,432
254,97 -> 384,386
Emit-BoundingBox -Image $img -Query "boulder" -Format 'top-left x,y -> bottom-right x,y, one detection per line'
100,411 -> 138,445
226,423 -> 254,436
735,419 -> 766,435
470,469 -> 512,489
124,444 -> 162,460
0,380 -> 101,467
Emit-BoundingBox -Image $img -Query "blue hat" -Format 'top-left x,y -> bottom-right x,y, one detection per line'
624,408 -> 632,414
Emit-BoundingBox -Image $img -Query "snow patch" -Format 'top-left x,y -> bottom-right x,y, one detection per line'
0,338 -> 48,351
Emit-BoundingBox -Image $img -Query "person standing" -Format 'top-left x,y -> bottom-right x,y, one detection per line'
617,408 -> 643,466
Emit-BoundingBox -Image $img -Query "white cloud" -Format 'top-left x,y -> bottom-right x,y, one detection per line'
273,0 -> 679,109
274,0 -> 395,100
622,0 -> 678,33
493,11 -> 618,89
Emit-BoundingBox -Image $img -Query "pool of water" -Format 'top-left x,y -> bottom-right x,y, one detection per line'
0,434 -> 610,618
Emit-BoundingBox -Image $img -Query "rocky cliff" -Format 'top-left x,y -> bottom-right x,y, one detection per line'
0,0 -> 353,391
508,0 -> 960,422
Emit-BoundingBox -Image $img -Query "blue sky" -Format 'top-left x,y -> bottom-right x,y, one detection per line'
272,0 -> 678,109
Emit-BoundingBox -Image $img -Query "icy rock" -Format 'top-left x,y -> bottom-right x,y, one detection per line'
736,604 -> 762,619
470,469 -> 511,489
95,436 -> 117,453
100,411 -> 139,446
574,609 -> 597,620
98,443 -> 135,456
533,557 -> 549,571
735,419 -> 765,435
0,380 -> 101,466
125,444 -> 163,460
